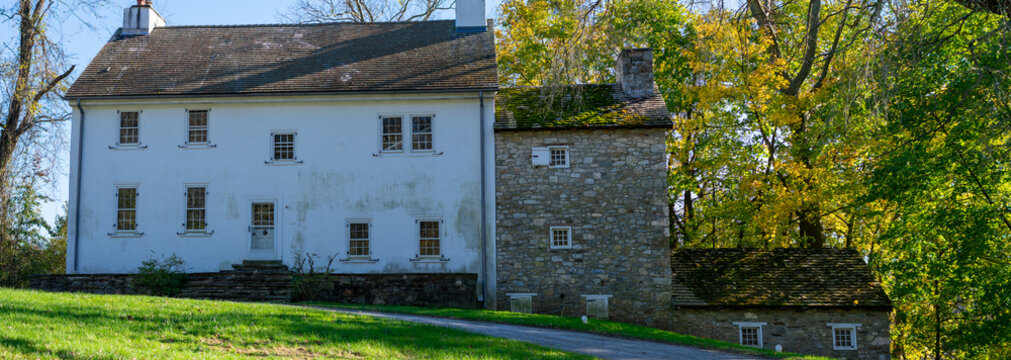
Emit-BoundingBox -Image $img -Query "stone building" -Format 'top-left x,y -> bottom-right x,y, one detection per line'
493,49 -> 673,325
668,248 -> 892,360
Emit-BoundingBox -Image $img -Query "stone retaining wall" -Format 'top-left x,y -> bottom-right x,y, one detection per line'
663,307 -> 891,360
30,271 -> 478,309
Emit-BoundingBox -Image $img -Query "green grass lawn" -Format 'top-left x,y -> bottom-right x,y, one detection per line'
310,303 -> 832,360
0,288 -> 589,360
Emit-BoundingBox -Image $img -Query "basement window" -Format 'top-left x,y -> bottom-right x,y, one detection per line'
582,294 -> 612,319
733,322 -> 766,348
549,226 -> 572,249
119,111 -> 140,145
507,293 -> 535,313
828,323 -> 860,350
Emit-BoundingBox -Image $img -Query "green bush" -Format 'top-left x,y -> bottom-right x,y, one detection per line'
133,253 -> 187,296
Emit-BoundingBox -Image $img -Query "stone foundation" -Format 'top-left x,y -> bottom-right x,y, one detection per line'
662,307 -> 891,360
31,266 -> 478,308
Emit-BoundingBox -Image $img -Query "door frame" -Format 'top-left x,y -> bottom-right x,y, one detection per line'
247,198 -> 280,260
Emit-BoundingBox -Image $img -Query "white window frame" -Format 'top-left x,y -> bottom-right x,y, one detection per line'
110,184 -> 143,237
409,114 -> 435,153
548,146 -> 569,168
181,109 -> 215,148
379,115 -> 405,153
411,218 -> 448,262
549,226 -> 573,249
342,218 -> 377,262
733,322 -> 766,348
111,110 -> 146,150
267,130 -> 301,164
828,323 -> 860,350
178,184 -> 213,236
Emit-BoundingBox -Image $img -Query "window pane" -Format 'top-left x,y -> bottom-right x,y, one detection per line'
119,112 -> 139,145
412,116 -> 433,151
550,148 -> 567,166
419,221 -> 440,256
186,187 -> 206,231
188,110 -> 208,144
834,328 -> 854,348
349,222 -> 370,257
382,117 -> 403,151
741,327 -> 760,346
552,228 -> 570,247
117,188 -> 137,231
273,133 -> 295,160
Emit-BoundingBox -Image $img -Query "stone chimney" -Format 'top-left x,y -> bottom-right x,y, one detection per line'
615,48 -> 655,98
456,0 -> 486,32
122,0 -> 165,37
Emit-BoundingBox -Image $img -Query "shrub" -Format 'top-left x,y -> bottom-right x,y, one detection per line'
133,253 -> 187,296
290,251 -> 337,302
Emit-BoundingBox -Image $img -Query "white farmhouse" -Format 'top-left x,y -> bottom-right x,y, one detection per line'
65,1 -> 498,305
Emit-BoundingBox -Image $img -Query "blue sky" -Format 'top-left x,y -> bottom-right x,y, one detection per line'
0,0 -> 502,223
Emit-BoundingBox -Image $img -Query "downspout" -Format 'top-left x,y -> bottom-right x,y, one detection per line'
72,100 -> 86,273
479,91 -> 489,306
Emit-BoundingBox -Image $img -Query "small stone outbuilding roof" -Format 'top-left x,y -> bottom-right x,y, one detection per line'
494,84 -> 671,130
66,20 -> 496,99
671,248 -> 892,309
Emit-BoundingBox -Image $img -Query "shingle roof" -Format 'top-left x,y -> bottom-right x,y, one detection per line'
494,84 -> 671,130
671,248 -> 892,309
66,20 -> 497,99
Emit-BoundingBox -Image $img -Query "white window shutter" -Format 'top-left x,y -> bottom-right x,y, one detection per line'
531,147 -> 550,167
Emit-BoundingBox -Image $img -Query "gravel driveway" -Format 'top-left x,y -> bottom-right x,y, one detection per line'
323,308 -> 768,360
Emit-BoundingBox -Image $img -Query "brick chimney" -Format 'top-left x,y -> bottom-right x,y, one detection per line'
456,0 -> 486,32
122,0 -> 165,37
615,48 -> 655,98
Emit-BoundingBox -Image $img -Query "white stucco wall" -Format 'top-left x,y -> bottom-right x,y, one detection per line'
66,92 -> 497,305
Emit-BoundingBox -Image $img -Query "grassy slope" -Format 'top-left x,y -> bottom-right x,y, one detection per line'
311,303 -> 833,360
0,289 -> 590,360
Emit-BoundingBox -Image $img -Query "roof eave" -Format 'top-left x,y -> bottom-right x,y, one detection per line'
494,122 -> 672,132
64,87 -> 500,101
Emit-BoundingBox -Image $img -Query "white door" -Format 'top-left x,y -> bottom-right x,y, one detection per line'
250,201 -> 275,258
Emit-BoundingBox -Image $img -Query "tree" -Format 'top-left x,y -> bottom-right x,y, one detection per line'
279,0 -> 454,23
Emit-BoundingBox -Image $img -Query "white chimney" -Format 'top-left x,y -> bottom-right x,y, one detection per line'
122,0 -> 165,37
456,0 -> 486,32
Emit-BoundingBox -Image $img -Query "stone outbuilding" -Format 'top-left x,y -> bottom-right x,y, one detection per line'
667,248 -> 892,360
494,48 -> 673,325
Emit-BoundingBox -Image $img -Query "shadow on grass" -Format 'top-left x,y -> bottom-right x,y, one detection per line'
0,336 -> 114,360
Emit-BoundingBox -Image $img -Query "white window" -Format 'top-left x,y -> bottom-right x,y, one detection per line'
507,293 -> 535,313
550,226 -> 572,249
381,116 -> 403,152
347,221 -> 371,258
185,186 -> 207,232
119,111 -> 139,145
828,323 -> 860,350
116,186 -> 138,232
411,115 -> 433,151
733,322 -> 766,348
271,132 -> 296,161
187,110 -> 209,144
549,146 -> 569,168
418,220 -> 442,257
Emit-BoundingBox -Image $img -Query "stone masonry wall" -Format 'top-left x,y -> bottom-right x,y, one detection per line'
31,272 -> 477,309
663,307 -> 891,360
495,128 -> 671,326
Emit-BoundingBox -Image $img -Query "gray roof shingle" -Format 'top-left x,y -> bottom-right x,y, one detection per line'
671,248 -> 892,309
66,20 -> 497,99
